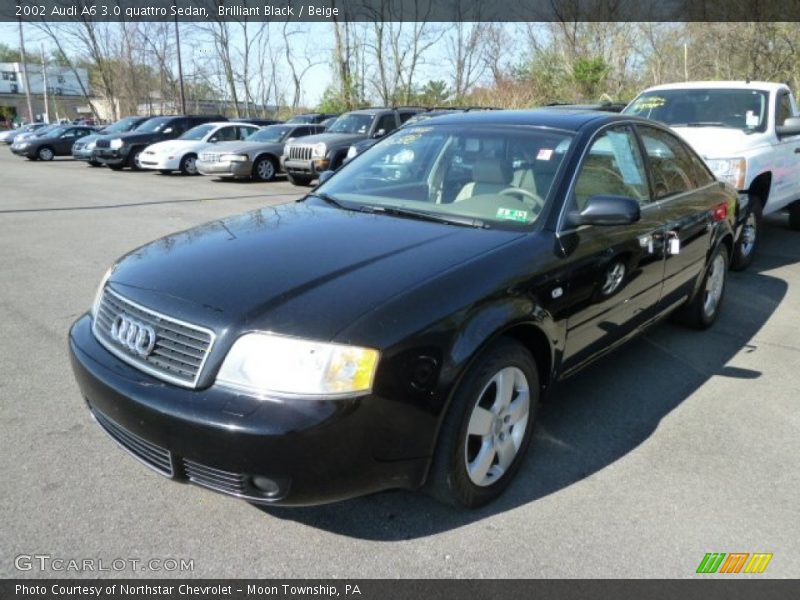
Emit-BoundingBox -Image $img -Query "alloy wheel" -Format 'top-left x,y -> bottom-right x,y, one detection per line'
703,253 -> 726,318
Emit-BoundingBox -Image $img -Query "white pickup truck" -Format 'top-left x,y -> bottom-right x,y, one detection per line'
624,81 -> 800,269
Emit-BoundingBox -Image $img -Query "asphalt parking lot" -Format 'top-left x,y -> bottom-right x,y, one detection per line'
1,149 -> 798,579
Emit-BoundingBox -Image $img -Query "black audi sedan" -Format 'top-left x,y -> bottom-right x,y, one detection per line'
69,110 -> 735,508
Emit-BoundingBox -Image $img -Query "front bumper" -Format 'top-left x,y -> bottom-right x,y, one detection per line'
282,157 -> 329,176
72,147 -> 97,161
10,145 -> 33,157
139,153 -> 180,171
68,314 -> 428,506
95,147 -> 129,166
196,159 -> 252,178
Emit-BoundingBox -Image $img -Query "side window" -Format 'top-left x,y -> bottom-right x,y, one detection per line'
375,114 -> 397,135
292,127 -> 309,137
240,126 -> 258,139
168,119 -> 186,135
214,126 -> 238,141
573,125 -> 650,210
638,125 -> 702,199
398,111 -> 417,124
777,92 -> 792,126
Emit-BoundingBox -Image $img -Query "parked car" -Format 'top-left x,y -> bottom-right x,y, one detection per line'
8,123 -> 59,148
0,122 -> 46,144
69,109 -> 735,508
139,122 -> 259,175
231,118 -> 283,127
344,107 -> 495,164
94,115 -> 226,170
10,125 -> 96,160
545,101 -> 628,112
282,107 -> 425,185
196,123 -> 325,181
286,112 -> 339,124
72,116 -> 150,166
623,81 -> 800,269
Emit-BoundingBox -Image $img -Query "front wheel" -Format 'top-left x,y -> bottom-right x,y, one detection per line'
731,198 -> 761,271
253,156 -> 277,181
287,173 -> 313,186
37,146 -> 54,161
789,201 -> 800,231
675,243 -> 729,330
179,154 -> 198,176
426,339 -> 539,508
128,148 -> 143,170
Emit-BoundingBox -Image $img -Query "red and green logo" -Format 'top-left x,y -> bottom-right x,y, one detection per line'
696,553 -> 773,574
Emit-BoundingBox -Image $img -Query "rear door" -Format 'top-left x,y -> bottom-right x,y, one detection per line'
558,124 -> 667,373
635,124 -> 717,307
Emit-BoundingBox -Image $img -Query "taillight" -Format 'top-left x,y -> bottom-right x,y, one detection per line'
712,202 -> 728,222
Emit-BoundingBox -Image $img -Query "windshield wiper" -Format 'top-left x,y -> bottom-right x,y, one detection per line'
301,192 -> 353,211
362,205 -> 489,229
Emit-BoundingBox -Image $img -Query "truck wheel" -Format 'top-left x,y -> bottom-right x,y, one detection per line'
253,156 -> 277,181
128,148 -> 143,170
425,338 -> 538,508
287,173 -> 313,186
731,198 -> 761,271
789,201 -> 800,231
675,243 -> 729,330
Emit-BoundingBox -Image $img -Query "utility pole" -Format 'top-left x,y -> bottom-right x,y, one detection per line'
17,18 -> 34,123
174,3 -> 186,114
41,44 -> 50,123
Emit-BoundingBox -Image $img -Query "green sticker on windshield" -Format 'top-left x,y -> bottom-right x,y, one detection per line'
496,208 -> 529,222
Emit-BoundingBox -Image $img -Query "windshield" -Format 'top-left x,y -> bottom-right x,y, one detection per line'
247,125 -> 291,143
624,88 -> 769,132
104,117 -> 141,133
32,125 -> 58,137
179,124 -> 215,140
317,125 -> 573,228
135,117 -> 172,133
39,126 -> 65,137
326,113 -> 374,134
287,115 -> 314,124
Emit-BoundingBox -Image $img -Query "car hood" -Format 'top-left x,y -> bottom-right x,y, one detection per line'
145,139 -> 206,154
290,132 -> 365,147
671,127 -> 771,158
200,140 -> 285,155
109,199 -> 524,342
113,131 -> 165,144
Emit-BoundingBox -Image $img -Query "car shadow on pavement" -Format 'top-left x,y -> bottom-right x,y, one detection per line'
256,217 -> 796,540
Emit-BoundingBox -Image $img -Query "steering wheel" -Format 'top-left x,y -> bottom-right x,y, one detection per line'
498,187 -> 546,212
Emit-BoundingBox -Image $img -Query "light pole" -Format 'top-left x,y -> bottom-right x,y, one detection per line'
174,2 -> 186,114
17,17 -> 34,123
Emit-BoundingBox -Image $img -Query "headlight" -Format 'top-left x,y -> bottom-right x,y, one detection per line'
90,267 -> 113,317
16,143 -> 28,149
87,141 -> 96,150
311,143 -> 327,158
220,153 -> 248,162
216,333 -> 379,398
705,158 -> 746,189
109,138 -> 124,149
346,145 -> 358,159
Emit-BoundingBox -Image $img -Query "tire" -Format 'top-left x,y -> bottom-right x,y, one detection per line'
731,198 -> 761,271
179,154 -> 198,176
128,148 -> 143,170
789,201 -> 800,231
426,338 -> 539,508
252,156 -> 277,182
675,243 -> 729,330
287,173 -> 313,186
37,146 -> 54,161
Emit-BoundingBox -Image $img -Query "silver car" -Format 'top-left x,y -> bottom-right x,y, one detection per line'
196,123 -> 324,181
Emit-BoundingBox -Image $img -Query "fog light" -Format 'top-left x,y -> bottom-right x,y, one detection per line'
252,476 -> 281,497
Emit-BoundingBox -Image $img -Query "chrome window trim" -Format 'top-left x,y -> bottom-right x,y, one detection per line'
92,286 -> 216,389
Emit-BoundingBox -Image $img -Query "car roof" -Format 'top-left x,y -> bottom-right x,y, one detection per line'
639,80 -> 788,93
419,108 -> 631,132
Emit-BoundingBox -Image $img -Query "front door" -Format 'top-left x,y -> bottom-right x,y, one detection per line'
558,124 -> 667,373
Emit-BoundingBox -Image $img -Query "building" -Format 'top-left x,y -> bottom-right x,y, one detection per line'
0,62 -> 92,123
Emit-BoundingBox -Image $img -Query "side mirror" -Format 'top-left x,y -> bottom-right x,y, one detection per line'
162,127 -> 174,135
318,170 -> 335,185
776,116 -> 800,138
570,195 -> 641,227
372,128 -> 386,139
208,137 -> 218,143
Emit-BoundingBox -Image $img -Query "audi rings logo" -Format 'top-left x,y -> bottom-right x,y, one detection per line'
110,314 -> 157,357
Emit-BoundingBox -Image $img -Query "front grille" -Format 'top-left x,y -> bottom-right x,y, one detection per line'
93,409 -> 173,476
200,152 -> 220,162
183,459 -> 247,496
95,138 -> 110,148
93,288 -> 215,388
288,145 -> 313,160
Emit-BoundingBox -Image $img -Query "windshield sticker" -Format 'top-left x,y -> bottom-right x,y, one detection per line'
388,127 -> 432,145
496,208 -> 529,222
632,96 -> 666,111
537,148 -> 553,160
746,111 -> 760,128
